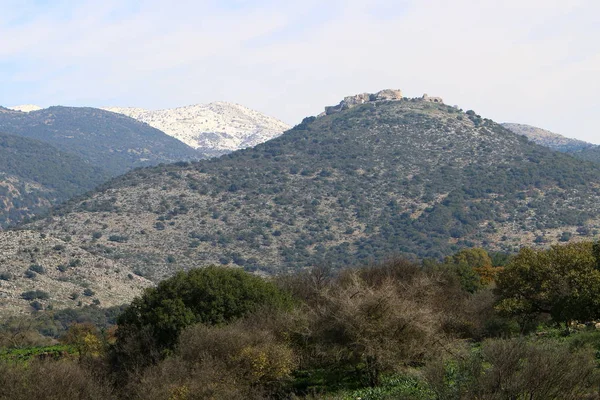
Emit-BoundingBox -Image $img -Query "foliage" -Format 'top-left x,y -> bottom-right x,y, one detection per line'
284,260 -> 467,388
337,375 -> 434,400
115,266 -> 293,363
495,241 -> 600,325
0,359 -> 115,400
441,248 -> 498,292
28,264 -> 45,275
424,338 -> 600,399
0,305 -> 127,347
0,344 -> 75,362
61,323 -> 105,360
2,257 -> 600,398
20,290 -> 50,301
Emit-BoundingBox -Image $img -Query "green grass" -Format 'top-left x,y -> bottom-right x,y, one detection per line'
0,344 -> 76,362
336,375 -> 434,400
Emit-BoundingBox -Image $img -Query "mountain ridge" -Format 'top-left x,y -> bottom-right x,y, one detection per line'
103,102 -> 290,154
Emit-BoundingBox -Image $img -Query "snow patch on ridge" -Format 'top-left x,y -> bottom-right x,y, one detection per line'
8,105 -> 43,113
103,102 -> 289,152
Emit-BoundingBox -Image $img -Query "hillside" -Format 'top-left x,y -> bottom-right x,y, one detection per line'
502,123 -> 594,152
0,132 -> 109,227
574,146 -> 600,164
20,94 -> 600,281
0,106 -> 201,175
103,102 -> 289,154
0,230 -> 151,316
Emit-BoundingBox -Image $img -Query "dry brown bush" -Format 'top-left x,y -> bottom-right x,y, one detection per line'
301,260 -> 459,387
129,318 -> 297,400
424,338 -> 600,400
0,360 -> 115,400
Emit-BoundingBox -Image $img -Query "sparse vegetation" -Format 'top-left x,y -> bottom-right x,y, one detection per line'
26,100 -> 600,279
20,290 -> 50,301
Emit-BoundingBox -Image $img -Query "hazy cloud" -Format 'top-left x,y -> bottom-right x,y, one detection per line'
1,0 -> 598,142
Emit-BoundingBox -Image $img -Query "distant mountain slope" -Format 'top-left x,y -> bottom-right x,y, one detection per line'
501,123 -> 593,152
0,106 -> 201,175
103,102 -> 289,154
24,94 -> 600,280
0,132 -> 109,227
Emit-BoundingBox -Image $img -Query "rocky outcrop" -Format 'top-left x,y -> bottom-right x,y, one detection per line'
422,94 -> 443,104
324,89 -> 403,115
104,102 -> 289,152
372,89 -> 403,101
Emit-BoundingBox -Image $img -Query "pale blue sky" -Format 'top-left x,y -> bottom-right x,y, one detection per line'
1,0 -> 599,143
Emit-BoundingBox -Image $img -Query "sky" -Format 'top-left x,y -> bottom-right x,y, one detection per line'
1,0 -> 599,143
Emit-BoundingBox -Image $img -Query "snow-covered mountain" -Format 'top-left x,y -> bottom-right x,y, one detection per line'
8,104 -> 43,112
103,102 -> 290,152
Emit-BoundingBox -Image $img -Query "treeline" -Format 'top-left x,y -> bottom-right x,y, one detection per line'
2,242 -> 600,399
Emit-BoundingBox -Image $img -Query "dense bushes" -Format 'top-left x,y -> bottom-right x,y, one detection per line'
114,266 -> 293,369
496,242 -> 600,326
0,360 -> 115,400
20,290 -> 50,301
130,320 -> 297,399
3,252 -> 600,398
425,338 -> 599,399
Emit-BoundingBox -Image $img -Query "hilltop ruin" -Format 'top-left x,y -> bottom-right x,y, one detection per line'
321,89 -> 443,116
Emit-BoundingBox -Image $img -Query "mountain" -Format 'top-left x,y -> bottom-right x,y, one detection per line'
19,92 -> 600,281
103,102 -> 289,155
501,123 -> 594,153
0,106 -> 201,175
0,131 -> 109,227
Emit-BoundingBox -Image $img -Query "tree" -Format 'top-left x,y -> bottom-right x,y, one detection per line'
495,242 -> 600,325
303,260 -> 453,387
61,322 -> 104,360
114,266 -> 293,367
443,248 -> 497,292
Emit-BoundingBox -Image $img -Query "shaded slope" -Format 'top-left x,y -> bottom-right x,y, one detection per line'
24,99 -> 600,279
0,106 -> 201,175
574,146 -> 600,164
0,132 -> 109,227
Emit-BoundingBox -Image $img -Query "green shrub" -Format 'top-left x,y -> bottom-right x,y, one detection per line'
115,266 -> 293,367
0,272 -> 12,281
108,235 -> 128,243
28,264 -> 45,275
21,290 -> 50,301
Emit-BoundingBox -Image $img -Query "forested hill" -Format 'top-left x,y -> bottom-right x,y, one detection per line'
0,107 -> 201,175
574,146 -> 600,164
24,98 -> 600,279
0,132 -> 109,227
